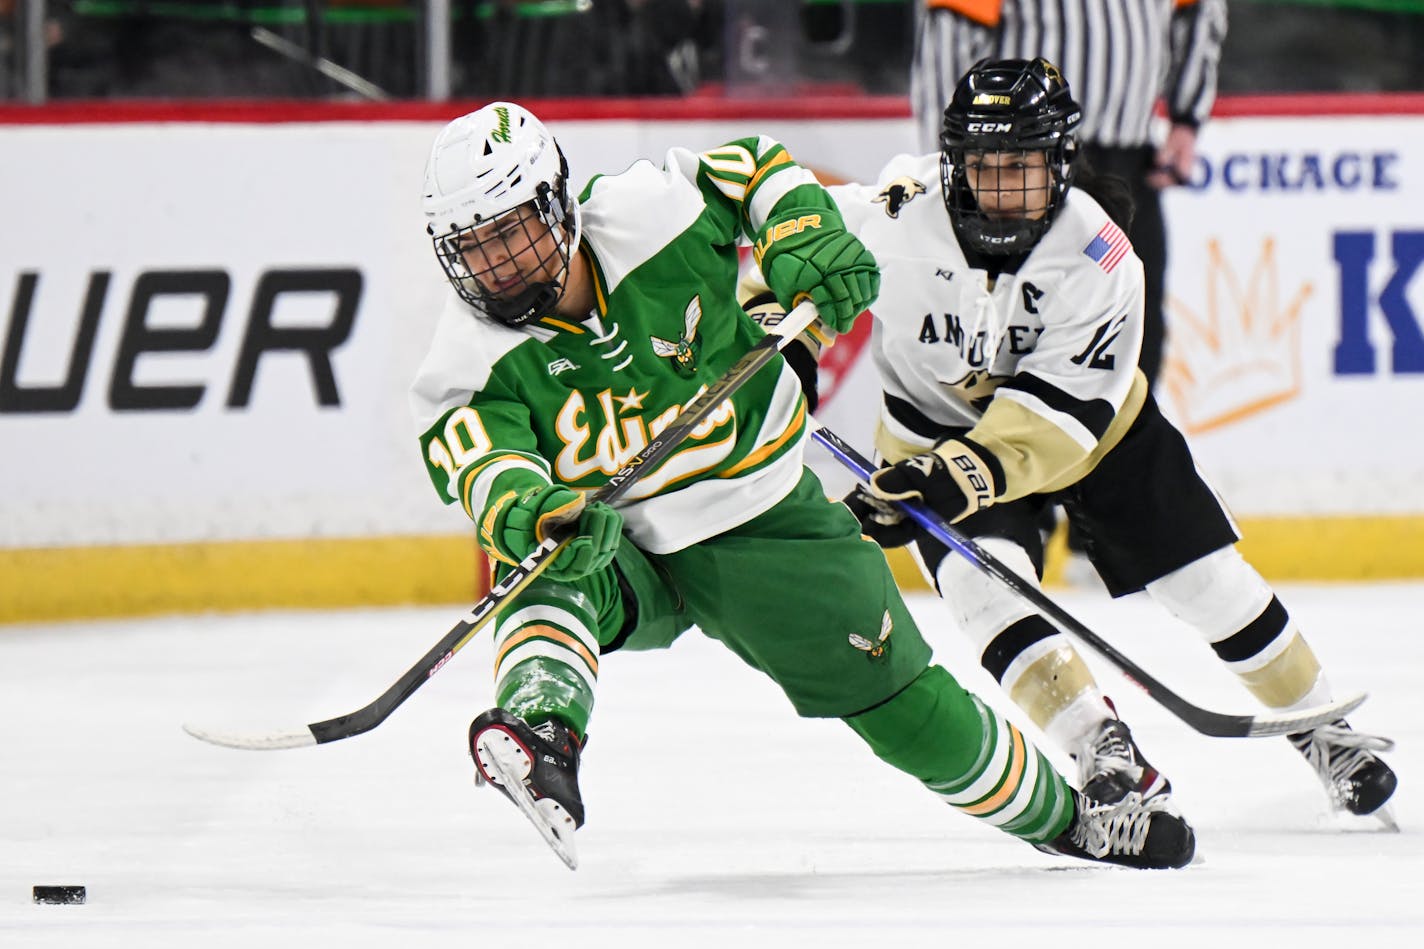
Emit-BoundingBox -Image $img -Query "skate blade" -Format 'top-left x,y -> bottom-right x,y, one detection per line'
476,734 -> 579,870
1316,802 -> 1402,834
1370,803 -> 1400,833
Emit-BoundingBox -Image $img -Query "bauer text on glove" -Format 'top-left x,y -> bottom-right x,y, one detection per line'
744,290 -> 824,411
868,437 -> 1005,524
483,482 -> 623,581
754,206 -> 879,333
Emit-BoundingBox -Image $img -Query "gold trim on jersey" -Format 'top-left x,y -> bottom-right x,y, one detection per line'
539,316 -> 586,334
583,243 -> 611,319
973,369 -> 1149,502
872,369 -> 1147,487
717,400 -> 807,479
746,149 -> 793,197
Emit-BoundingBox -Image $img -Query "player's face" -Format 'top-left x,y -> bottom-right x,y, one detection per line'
456,202 -> 563,299
963,150 -> 1052,221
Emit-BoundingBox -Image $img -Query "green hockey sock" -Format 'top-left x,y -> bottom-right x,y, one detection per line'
492,580 -> 603,737
845,665 -> 1073,843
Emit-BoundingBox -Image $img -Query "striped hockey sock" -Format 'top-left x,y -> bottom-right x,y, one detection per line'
846,666 -> 1073,844
492,582 -> 601,738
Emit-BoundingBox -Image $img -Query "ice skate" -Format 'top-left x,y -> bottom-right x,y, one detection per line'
1036,789 -> 1195,869
470,708 -> 585,868
1072,706 -> 1174,809
1288,719 -> 1398,830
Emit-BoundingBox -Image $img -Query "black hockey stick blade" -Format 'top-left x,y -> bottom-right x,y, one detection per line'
184,301 -> 823,751
809,422 -> 1368,739
183,534 -> 570,750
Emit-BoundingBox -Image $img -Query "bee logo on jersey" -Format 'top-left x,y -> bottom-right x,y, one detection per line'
650,296 -> 703,376
873,177 -> 928,219
849,610 -> 894,661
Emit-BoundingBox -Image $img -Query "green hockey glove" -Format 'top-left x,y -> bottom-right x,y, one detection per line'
486,483 -> 623,581
754,206 -> 879,334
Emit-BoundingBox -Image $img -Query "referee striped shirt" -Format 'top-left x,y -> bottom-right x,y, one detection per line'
912,0 -> 1228,151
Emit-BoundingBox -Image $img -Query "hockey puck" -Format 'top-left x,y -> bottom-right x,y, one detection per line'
32,885 -> 86,905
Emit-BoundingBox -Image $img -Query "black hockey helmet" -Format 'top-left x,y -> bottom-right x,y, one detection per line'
940,57 -> 1082,255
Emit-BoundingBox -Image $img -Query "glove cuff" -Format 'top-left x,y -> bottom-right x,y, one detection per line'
478,472 -> 561,565
931,436 -> 1003,517
533,488 -> 586,543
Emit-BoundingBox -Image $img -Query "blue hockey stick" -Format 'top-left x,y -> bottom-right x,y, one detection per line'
809,421 -> 1365,739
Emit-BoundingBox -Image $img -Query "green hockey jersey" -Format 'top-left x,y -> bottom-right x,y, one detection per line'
410,136 -> 834,555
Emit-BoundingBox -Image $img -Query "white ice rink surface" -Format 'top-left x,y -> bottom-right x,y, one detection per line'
3,584 -> 1421,948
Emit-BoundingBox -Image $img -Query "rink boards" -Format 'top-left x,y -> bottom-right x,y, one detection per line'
2,100 -> 1422,621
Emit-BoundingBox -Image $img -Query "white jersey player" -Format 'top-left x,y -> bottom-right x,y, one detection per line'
829,58 -> 1396,824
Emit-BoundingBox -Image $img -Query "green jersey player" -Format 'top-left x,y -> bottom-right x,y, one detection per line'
409,102 -> 1193,869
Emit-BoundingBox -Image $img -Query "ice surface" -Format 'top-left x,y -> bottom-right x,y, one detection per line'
3,584 -> 1420,947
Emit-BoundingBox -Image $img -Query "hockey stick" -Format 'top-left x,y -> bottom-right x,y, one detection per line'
250,27 -> 393,101
184,300 -> 823,750
809,422 -> 1366,738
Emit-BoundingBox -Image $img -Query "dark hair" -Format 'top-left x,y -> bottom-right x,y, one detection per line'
1072,154 -> 1135,232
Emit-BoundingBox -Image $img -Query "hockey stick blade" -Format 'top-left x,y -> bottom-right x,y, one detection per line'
182,723 -> 317,751
810,422 -> 1368,739
184,302 -> 823,751
182,533 -> 568,751
1243,691 -> 1366,737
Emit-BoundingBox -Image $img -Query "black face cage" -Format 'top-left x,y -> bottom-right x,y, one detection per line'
939,138 -> 1076,256
433,178 -> 575,327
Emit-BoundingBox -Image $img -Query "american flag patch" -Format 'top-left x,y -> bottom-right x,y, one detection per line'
1082,221 -> 1132,273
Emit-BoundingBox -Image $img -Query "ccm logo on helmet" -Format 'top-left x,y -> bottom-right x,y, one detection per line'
966,122 -> 1014,133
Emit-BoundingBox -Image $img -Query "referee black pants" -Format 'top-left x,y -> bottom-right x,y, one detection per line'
1081,143 -> 1167,388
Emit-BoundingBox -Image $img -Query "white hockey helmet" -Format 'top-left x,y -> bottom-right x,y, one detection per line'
422,102 -> 579,326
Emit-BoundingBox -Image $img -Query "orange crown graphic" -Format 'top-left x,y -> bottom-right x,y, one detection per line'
1162,237 -> 1312,435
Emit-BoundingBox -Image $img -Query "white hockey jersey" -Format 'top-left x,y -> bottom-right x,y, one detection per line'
830,152 -> 1151,502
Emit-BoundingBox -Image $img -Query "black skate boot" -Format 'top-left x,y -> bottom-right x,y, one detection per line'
1037,790 -> 1195,869
470,708 -> 585,868
1287,719 -> 1397,825
1072,704 -> 1173,807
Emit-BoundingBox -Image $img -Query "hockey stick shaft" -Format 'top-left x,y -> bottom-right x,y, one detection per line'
809,422 -> 1364,738
185,301 -> 823,750
250,27 -> 393,101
